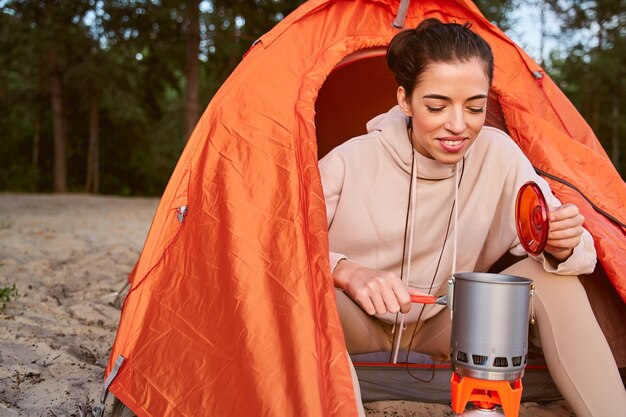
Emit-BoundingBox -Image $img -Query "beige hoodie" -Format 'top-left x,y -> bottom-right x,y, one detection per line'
319,106 -> 596,323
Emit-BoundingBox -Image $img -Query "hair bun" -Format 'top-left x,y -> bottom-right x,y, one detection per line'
414,17 -> 443,32
387,17 -> 494,96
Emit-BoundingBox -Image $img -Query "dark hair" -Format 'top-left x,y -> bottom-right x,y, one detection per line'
387,18 -> 494,97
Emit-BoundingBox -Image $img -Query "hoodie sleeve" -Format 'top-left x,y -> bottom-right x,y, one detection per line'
535,229 -> 596,275
318,150 -> 348,272
507,151 -> 597,276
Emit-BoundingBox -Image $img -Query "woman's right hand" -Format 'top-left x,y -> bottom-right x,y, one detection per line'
332,259 -> 428,316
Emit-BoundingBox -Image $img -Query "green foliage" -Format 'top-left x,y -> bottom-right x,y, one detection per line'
474,0 -> 518,30
0,0 -> 303,195
0,0 -> 622,193
0,284 -> 18,313
544,0 -> 626,178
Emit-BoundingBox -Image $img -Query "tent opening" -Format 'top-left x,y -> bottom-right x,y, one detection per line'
314,48 -> 509,158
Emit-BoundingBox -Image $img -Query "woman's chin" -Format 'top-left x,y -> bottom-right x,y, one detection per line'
434,153 -> 466,165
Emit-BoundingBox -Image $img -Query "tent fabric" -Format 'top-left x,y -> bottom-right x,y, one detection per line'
105,1 -> 626,416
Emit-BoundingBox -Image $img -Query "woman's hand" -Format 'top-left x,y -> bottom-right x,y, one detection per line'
544,203 -> 585,262
332,259 -> 430,316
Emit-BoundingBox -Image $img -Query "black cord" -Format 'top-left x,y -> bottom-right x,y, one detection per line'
534,166 -> 626,228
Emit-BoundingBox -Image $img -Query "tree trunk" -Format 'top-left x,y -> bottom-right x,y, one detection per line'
33,57 -> 45,167
183,0 -> 200,142
49,49 -> 67,193
85,94 -> 100,194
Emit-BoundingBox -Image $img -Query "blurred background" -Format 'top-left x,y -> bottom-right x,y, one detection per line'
0,0 -> 624,196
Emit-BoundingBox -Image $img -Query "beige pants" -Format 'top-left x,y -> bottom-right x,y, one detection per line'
337,258 -> 626,417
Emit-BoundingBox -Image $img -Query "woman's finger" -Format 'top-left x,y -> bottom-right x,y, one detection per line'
549,203 -> 578,222
370,292 -> 388,315
548,226 -> 584,241
358,297 -> 376,316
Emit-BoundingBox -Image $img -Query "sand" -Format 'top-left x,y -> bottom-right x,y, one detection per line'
0,193 -> 574,417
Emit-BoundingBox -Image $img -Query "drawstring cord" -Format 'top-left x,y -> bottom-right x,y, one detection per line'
390,120 -> 416,363
452,162 -> 460,276
391,147 -> 418,364
450,160 -> 461,322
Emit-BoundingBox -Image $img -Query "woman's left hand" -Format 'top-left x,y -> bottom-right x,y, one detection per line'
544,203 -> 585,262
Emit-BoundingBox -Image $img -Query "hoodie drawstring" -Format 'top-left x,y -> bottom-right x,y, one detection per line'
391,150 -> 419,363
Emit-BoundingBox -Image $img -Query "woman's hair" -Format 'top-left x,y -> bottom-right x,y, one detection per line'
387,18 -> 494,97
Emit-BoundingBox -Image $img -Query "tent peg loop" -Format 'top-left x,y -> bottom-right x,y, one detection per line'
392,0 -> 411,28
177,205 -> 188,223
90,355 -> 125,417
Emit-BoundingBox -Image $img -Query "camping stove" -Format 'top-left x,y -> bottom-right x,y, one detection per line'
448,272 -> 534,417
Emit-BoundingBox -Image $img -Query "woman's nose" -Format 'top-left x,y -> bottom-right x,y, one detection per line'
444,109 -> 466,133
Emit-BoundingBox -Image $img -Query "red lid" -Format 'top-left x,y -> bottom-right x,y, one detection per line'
515,181 -> 550,256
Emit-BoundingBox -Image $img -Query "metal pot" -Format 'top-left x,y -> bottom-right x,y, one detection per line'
411,272 -> 533,381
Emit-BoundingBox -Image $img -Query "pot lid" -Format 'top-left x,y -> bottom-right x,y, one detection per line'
515,181 -> 550,256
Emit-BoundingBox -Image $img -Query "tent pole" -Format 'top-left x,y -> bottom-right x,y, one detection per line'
392,0 -> 411,28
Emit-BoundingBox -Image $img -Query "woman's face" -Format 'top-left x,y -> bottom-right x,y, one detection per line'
397,58 -> 490,165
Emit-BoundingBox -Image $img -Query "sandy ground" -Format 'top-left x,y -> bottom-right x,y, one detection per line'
0,193 -> 575,417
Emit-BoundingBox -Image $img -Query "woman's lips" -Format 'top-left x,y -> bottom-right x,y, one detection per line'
439,137 -> 466,153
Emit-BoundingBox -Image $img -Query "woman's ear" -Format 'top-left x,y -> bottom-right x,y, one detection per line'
397,86 -> 412,116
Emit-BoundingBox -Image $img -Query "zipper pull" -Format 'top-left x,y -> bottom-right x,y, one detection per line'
177,205 -> 188,223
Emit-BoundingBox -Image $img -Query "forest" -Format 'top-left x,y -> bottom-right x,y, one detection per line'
0,0 -> 624,196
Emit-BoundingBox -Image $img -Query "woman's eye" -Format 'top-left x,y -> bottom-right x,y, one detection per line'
468,107 -> 485,114
426,106 -> 444,113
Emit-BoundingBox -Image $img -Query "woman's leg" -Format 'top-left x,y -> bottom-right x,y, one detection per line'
335,289 -> 392,354
335,289 -> 391,417
335,289 -> 455,415
502,258 -> 626,417
403,305 -> 452,359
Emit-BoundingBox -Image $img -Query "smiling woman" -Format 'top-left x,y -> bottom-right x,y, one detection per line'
319,17 -> 625,417
396,60 -> 488,165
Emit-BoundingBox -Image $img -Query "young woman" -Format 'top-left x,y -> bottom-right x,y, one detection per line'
319,18 -> 626,417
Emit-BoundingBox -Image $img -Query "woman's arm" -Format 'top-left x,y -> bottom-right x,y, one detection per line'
319,149 -> 428,316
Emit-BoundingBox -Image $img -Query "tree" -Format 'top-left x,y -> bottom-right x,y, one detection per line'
474,0 -> 518,30
1,0 -> 97,192
545,0 -> 626,177
48,48 -> 67,192
0,5 -> 43,191
183,0 -> 200,142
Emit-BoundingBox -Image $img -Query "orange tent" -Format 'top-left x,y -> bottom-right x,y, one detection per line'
104,1 -> 626,416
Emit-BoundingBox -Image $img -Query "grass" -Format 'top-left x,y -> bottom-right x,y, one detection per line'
0,217 -> 16,312
0,283 -> 18,313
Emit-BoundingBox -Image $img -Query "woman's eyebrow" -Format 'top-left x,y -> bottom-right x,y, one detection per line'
422,94 -> 450,100
422,94 -> 488,101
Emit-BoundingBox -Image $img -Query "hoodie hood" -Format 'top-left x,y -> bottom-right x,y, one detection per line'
367,105 -> 458,180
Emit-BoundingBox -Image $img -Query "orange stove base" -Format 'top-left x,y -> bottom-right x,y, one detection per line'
450,373 -> 523,417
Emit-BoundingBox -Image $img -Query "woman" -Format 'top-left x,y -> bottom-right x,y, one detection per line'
319,19 -> 626,417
